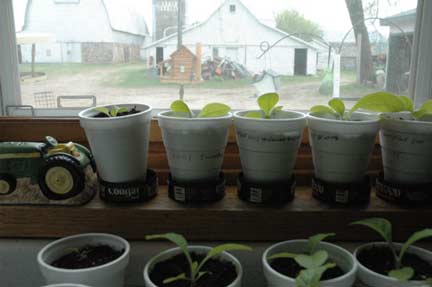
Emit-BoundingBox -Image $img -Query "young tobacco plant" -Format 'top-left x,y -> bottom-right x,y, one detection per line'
268,233 -> 336,287
244,93 -> 283,119
351,218 -> 432,282
146,233 -> 252,286
170,100 -> 231,118
94,106 -> 130,117
310,92 -> 432,121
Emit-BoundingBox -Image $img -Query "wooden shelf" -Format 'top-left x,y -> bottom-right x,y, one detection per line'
1,186 -> 430,241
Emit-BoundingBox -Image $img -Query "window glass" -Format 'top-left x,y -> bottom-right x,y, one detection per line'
12,0 -> 417,113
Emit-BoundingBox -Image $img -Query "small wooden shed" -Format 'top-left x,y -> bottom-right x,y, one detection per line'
160,44 -> 202,84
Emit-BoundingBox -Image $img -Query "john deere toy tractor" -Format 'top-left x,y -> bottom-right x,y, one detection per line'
0,136 -> 94,200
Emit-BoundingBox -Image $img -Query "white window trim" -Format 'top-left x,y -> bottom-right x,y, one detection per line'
0,0 -> 430,117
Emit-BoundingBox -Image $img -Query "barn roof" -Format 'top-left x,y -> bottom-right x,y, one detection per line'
14,0 -> 149,36
381,9 -> 416,26
144,0 -> 317,50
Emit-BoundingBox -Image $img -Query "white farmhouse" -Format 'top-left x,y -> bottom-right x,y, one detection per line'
14,0 -> 150,64
143,0 -> 318,76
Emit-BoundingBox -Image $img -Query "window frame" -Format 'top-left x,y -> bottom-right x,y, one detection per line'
0,0 -> 429,117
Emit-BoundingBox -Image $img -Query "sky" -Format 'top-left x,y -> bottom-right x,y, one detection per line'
134,0 -> 417,41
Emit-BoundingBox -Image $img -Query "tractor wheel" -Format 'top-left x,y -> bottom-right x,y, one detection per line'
0,174 -> 17,195
39,155 -> 85,200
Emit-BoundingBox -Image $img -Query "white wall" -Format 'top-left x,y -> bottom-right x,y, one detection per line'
144,0 -> 317,75
20,42 -> 82,63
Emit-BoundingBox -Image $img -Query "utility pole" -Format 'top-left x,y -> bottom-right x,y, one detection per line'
177,0 -> 183,49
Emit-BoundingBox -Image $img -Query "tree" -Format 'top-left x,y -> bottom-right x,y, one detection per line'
275,10 -> 323,42
345,0 -> 376,84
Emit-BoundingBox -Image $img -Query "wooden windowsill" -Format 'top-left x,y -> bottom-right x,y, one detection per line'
0,186 -> 430,241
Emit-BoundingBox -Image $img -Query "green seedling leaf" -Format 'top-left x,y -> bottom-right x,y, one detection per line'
258,93 -> 279,118
399,229 -> 432,263
310,105 -> 337,116
191,261 -> 199,274
244,111 -> 263,119
117,107 -> 129,114
146,233 -> 193,276
398,96 -> 414,112
351,218 -> 393,243
171,100 -> 192,117
197,103 -> 231,118
110,106 -> 119,117
271,105 -> 283,115
349,92 -> 406,115
329,98 -> 346,118
268,252 -> 298,261
295,250 -> 329,269
308,233 -> 335,254
295,263 -> 336,287
94,107 -> 111,117
163,273 -> 188,284
414,99 -> 432,120
389,267 -> 415,282
198,244 -> 252,273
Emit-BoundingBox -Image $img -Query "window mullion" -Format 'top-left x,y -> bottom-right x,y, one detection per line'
0,0 -> 21,116
412,0 -> 432,107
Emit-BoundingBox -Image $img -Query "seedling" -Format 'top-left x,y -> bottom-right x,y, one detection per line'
94,106 -> 130,117
170,100 -> 231,118
244,93 -> 283,119
268,233 -> 337,287
310,92 -> 432,121
351,218 -> 432,282
146,233 -> 252,286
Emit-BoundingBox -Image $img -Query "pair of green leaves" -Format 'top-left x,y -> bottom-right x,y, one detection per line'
311,92 -> 432,121
351,218 -> 432,282
244,93 -> 283,119
94,106 -> 129,117
268,233 -> 336,287
146,233 -> 252,285
170,100 -> 231,118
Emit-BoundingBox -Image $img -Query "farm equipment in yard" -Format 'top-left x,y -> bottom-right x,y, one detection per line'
0,136 -> 94,200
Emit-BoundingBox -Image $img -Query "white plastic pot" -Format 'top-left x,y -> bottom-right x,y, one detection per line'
380,113 -> 432,184
233,110 -> 306,182
308,112 -> 380,183
38,233 -> 130,287
158,111 -> 232,182
263,240 -> 358,287
354,242 -> 432,287
79,104 -> 152,183
143,246 -> 243,287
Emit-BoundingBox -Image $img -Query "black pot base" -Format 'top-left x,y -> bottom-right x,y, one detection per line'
312,176 -> 371,206
237,173 -> 296,205
99,169 -> 158,203
167,173 -> 226,204
376,174 -> 432,205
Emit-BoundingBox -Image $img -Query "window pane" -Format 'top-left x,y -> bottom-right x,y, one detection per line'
12,0 -> 417,113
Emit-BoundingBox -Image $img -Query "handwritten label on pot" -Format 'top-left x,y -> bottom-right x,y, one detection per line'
237,131 -> 300,144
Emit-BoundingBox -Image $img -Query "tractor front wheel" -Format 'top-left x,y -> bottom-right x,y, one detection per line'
39,155 -> 85,200
0,174 -> 17,195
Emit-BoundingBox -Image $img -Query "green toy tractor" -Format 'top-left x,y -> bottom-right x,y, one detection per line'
0,136 -> 94,200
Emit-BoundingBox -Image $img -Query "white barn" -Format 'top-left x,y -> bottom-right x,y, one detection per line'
14,0 -> 150,64
143,0 -> 318,76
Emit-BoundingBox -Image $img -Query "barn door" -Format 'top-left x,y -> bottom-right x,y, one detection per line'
156,47 -> 164,64
294,48 -> 308,75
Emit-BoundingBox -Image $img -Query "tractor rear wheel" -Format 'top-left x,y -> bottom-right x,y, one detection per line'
39,155 -> 85,200
0,174 -> 16,195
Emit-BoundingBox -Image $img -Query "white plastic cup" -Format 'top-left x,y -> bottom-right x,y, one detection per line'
262,240 -> 358,287
37,233 -> 130,287
380,113 -> 432,184
79,104 -> 152,183
233,110 -> 306,182
354,242 -> 432,287
308,112 -> 380,183
143,246 -> 243,287
158,111 -> 232,182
